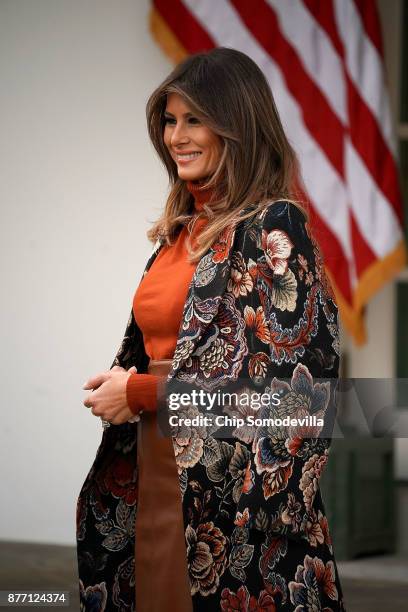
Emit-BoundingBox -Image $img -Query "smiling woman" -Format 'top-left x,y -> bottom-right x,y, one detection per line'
163,93 -> 223,182
76,47 -> 346,612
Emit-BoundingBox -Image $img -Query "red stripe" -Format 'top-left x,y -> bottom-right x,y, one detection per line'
349,214 -> 376,277
352,0 -> 384,58
303,0 -> 344,57
153,0 -> 214,52
231,0 -> 345,177
306,0 -> 403,223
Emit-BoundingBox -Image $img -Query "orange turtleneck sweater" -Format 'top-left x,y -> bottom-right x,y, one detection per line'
125,179 -> 214,415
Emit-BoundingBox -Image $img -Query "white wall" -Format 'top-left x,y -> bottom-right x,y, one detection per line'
0,0 -> 405,546
0,0 -> 172,545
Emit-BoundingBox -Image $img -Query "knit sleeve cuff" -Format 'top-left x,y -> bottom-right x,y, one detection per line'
126,372 -> 160,415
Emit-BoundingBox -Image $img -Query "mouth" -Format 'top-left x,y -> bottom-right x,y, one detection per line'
175,152 -> 202,163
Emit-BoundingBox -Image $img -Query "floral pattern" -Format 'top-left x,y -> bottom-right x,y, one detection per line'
186,522 -> 228,596
288,555 -> 338,610
76,200 -> 345,610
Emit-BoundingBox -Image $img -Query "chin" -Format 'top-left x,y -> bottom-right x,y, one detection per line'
177,165 -> 208,182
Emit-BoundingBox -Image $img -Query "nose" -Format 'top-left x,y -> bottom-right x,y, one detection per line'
170,121 -> 190,146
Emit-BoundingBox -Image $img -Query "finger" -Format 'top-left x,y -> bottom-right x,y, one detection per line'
128,366 -> 138,373
111,365 -> 125,372
82,372 -> 109,390
83,395 -> 93,408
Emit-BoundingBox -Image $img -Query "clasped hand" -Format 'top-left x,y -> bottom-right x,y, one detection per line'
82,365 -> 137,425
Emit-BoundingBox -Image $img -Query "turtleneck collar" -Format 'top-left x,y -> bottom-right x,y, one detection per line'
186,179 -> 217,212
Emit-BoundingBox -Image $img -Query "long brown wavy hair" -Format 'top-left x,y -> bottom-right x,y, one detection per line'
146,47 -> 306,262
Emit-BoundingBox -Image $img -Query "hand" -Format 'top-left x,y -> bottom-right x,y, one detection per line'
82,365 -> 138,425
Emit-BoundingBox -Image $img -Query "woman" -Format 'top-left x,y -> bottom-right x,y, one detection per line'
77,47 -> 345,611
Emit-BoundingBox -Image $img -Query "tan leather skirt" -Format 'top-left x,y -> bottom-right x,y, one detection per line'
134,359 -> 192,612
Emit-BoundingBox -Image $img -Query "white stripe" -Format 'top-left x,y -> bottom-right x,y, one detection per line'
183,0 -> 354,270
333,0 -> 396,156
266,0 -> 347,125
345,138 -> 403,258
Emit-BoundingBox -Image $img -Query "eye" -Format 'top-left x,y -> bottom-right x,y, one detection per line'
164,116 -> 176,125
188,116 -> 201,125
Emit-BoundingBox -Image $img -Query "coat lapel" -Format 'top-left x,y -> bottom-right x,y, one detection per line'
167,207 -> 255,382
168,226 -> 236,380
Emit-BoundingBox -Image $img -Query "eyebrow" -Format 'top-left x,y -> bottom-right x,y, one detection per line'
163,110 -> 195,118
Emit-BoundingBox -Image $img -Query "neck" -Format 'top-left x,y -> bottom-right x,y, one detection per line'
185,179 -> 217,211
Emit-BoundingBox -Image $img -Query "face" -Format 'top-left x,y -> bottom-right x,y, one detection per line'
163,92 -> 223,182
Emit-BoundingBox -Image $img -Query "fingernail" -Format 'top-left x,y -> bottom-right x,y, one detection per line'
82,381 -> 88,389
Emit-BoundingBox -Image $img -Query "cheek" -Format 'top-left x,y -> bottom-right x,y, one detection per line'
200,129 -> 222,160
163,128 -> 171,150
208,140 -> 222,165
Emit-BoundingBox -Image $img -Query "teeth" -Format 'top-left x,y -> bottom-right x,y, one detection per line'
177,152 -> 201,160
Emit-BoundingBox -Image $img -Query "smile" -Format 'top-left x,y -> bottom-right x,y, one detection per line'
176,152 -> 202,162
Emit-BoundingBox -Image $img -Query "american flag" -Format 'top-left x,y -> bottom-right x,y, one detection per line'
149,0 -> 406,345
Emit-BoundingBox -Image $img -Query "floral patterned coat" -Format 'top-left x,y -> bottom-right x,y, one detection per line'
76,199 -> 346,611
